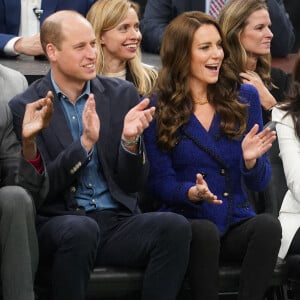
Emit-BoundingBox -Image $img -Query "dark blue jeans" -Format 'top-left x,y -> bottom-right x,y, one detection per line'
36,214 -> 100,300
36,210 -> 191,300
90,210 -> 191,300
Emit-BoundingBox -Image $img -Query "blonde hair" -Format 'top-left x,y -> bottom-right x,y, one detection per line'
87,0 -> 157,96
218,0 -> 272,88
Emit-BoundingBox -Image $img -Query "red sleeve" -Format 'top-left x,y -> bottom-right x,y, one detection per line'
24,151 -> 44,174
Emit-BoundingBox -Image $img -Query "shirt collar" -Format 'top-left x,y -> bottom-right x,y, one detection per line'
50,71 -> 91,101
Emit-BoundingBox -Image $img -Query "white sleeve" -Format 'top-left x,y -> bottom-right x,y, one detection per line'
273,107 -> 300,204
3,37 -> 21,56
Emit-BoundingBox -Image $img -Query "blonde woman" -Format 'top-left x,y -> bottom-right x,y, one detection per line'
87,0 -> 157,97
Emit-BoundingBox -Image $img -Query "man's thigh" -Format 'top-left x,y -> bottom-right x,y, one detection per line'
37,214 -> 99,264
93,210 -> 187,267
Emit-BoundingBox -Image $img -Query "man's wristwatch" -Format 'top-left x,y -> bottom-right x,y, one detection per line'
121,135 -> 140,146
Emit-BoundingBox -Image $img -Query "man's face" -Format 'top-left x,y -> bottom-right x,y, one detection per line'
50,18 -> 98,86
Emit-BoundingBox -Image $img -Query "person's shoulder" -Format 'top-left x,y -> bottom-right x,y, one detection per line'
9,75 -> 49,108
0,64 -> 28,102
141,62 -> 157,71
22,75 -> 48,96
94,74 -> 134,86
92,75 -> 137,93
272,106 -> 293,127
0,64 -> 25,81
238,83 -> 260,104
272,106 -> 285,121
239,83 -> 258,94
141,62 -> 158,77
271,67 -> 289,81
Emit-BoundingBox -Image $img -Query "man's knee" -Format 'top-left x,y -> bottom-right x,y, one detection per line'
151,212 -> 192,245
0,186 -> 33,216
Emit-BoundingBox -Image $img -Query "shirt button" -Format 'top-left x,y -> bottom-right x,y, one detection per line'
70,186 -> 76,192
220,168 -> 226,175
223,192 -> 229,197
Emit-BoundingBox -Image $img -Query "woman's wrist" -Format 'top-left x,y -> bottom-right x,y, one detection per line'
244,158 -> 256,170
266,102 -> 277,111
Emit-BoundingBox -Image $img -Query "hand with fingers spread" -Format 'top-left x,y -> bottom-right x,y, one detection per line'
240,71 -> 277,110
22,91 -> 54,139
22,90 -> 54,160
242,124 -> 276,170
81,93 -> 100,153
121,98 -> 155,151
188,173 -> 222,205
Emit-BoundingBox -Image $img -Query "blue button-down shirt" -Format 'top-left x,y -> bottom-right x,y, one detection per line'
51,74 -> 119,211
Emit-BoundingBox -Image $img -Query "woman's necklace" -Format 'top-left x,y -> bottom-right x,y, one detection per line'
194,99 -> 209,105
192,96 -> 209,105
